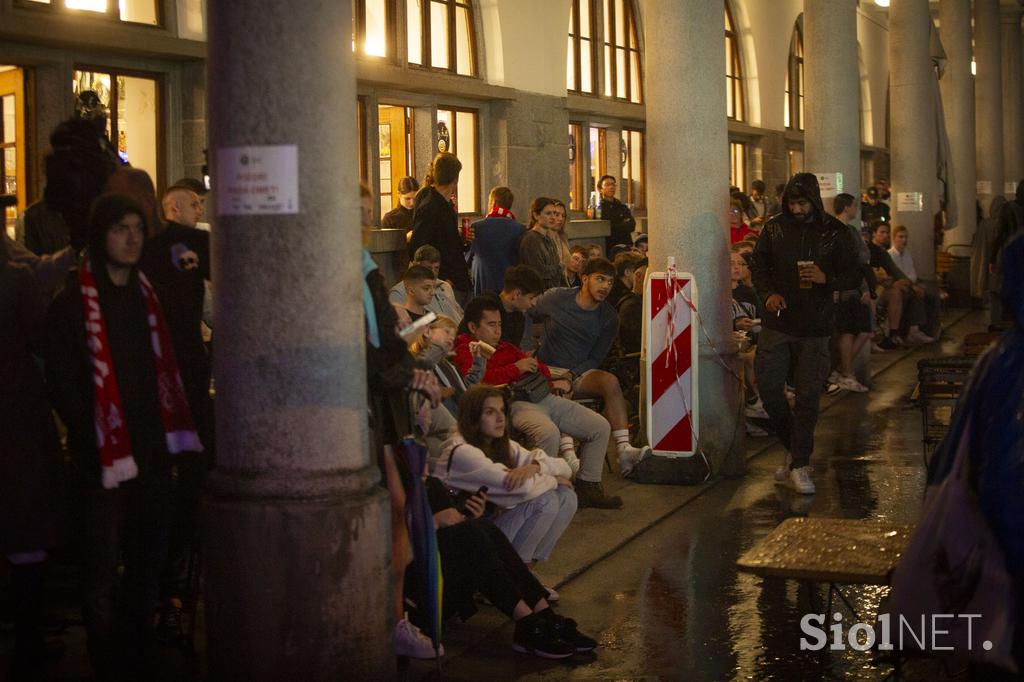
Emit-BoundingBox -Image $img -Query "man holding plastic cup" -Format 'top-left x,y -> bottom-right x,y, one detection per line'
749,173 -> 862,495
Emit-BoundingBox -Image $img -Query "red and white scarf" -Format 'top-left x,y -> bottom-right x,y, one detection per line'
79,261 -> 203,489
486,206 -> 516,221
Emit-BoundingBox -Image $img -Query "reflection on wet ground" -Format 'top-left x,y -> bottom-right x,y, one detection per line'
434,315 -> 985,681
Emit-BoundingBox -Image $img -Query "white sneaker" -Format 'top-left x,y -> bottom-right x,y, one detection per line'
827,370 -> 840,384
774,452 -> 793,482
824,382 -> 842,397
905,329 -> 935,345
744,399 -> 769,419
746,421 -> 770,437
836,374 -> 869,393
787,466 -> 816,495
395,616 -> 444,659
544,584 -> 560,602
618,445 -> 650,477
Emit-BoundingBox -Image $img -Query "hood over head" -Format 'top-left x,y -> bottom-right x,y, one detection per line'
781,172 -> 825,222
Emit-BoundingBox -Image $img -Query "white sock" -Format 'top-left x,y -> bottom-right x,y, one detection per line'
613,429 -> 635,455
559,435 -> 580,474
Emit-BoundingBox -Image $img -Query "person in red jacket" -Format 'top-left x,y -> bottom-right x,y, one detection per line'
729,198 -> 757,245
452,297 -> 620,509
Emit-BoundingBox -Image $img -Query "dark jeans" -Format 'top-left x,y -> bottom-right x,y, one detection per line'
160,453 -> 208,600
901,290 -> 941,337
83,476 -> 173,678
755,328 -> 831,468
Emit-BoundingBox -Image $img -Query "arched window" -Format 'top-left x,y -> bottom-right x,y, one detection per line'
602,0 -> 642,103
568,0 -> 597,94
785,20 -> 804,131
407,0 -> 477,76
724,2 -> 744,122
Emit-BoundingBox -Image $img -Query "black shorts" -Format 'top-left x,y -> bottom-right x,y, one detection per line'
835,297 -> 872,334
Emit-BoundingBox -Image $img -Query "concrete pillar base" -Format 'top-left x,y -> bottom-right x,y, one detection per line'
203,470 -> 392,681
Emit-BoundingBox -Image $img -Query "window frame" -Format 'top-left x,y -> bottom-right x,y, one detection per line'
436,105 -> 480,214
15,0 -> 163,28
620,127 -> 645,210
567,0 -> 597,95
73,64 -> 166,193
785,20 -> 804,131
729,140 -> 746,192
568,122 -> 585,210
410,0 -> 478,77
602,0 -> 642,103
354,0 -> 397,61
724,1 -> 744,122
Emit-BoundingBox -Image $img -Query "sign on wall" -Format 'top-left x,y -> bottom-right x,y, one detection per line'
217,145 -> 300,216
896,192 -> 923,212
814,172 -> 843,198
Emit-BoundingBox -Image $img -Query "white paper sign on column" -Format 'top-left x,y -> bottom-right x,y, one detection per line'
1006,181 -> 1018,194
217,145 -> 300,216
896,192 -> 923,212
977,180 -> 992,195
815,172 -> 843,198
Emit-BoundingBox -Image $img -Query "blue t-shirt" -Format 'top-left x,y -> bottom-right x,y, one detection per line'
533,287 -> 619,375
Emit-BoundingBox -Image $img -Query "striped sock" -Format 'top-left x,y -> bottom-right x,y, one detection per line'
559,435 -> 580,474
613,429 -> 632,454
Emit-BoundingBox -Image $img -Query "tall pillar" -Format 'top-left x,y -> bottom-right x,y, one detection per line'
643,0 -> 740,473
1002,7 -> 1024,193
975,0 -> 1004,214
204,1 -> 391,680
940,0 -> 977,247
889,0 -> 938,280
804,0 -> 860,218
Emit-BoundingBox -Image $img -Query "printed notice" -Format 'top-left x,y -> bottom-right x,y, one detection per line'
896,192 -> 923,212
217,145 -> 299,215
815,172 -> 843,198
1006,182 -> 1018,194
977,180 -> 992,195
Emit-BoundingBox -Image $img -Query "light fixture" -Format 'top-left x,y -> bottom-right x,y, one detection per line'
971,59 -> 977,76
875,0 -> 890,7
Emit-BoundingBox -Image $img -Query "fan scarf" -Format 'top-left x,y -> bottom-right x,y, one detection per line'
485,206 -> 516,221
79,261 -> 203,489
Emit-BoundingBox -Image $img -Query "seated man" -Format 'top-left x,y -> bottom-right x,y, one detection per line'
609,251 -> 646,309
566,245 -> 587,288
390,244 -> 464,324
458,264 -> 544,349
400,265 -> 439,321
888,224 -> 941,341
866,220 -> 930,349
532,258 -> 651,476
452,298 -> 620,509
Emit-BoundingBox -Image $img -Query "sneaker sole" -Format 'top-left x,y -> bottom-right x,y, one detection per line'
512,643 -> 574,659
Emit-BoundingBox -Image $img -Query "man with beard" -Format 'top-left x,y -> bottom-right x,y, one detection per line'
750,173 -> 861,494
532,257 -> 651,478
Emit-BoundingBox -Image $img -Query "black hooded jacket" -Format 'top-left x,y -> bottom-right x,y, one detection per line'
750,173 -> 862,337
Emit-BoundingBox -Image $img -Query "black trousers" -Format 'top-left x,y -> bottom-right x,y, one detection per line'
436,517 -> 549,620
83,475 -> 173,678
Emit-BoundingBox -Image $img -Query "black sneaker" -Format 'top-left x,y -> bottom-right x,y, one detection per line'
574,480 -> 623,509
876,336 -> 900,351
512,613 -> 575,659
539,610 -> 597,652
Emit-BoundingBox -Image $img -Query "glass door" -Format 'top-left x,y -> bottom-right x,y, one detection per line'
0,66 -> 26,239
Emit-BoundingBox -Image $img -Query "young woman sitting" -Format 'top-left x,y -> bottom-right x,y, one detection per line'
438,386 -> 577,592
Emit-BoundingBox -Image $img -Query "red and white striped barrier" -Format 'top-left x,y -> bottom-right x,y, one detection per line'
644,267 -> 699,457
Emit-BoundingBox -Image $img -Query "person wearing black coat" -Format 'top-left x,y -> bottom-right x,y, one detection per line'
1,254 -> 64,677
407,153 -> 472,302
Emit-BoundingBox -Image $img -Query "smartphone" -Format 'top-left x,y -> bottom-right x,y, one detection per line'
398,311 -> 437,340
476,485 -> 488,496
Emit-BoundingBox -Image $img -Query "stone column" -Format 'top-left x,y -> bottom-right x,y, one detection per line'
643,0 -> 741,474
939,0 -> 977,247
1002,7 -> 1024,193
803,0 -> 860,219
975,0 -> 1004,214
889,0 -> 938,280
203,1 -> 391,680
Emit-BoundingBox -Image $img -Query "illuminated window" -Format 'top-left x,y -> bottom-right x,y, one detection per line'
788,148 -> 804,177
588,126 -> 607,198
567,0 -> 596,94
621,128 -> 644,209
353,0 -> 392,58
73,69 -> 162,189
408,0 -> 477,76
785,20 -> 804,131
724,2 -> 744,122
729,141 -> 746,191
602,0 -> 642,103
568,122 -> 584,210
436,107 -> 478,212
22,0 -> 159,25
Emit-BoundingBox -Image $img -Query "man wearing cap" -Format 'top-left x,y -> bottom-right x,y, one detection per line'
860,186 -> 890,227
749,173 -> 861,495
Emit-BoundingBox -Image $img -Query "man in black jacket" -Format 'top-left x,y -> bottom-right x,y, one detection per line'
598,175 -> 637,252
750,173 -> 861,495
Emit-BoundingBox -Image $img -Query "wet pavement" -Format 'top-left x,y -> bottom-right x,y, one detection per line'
411,311 -> 986,681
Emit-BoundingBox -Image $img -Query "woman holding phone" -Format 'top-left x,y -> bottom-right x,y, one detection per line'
438,386 -> 577,593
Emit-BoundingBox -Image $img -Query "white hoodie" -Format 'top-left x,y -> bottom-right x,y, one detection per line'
437,434 -> 573,509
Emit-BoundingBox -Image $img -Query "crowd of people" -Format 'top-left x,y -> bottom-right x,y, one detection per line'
4,100 -> 1024,676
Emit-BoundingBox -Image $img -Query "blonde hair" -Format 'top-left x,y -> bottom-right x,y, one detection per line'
409,315 -> 458,355
891,224 -> 909,239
